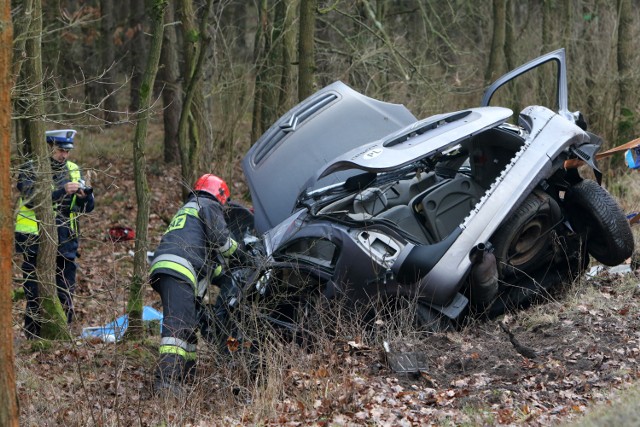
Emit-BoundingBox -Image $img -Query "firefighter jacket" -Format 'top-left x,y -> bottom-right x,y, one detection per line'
15,158 -> 95,259
149,193 -> 239,296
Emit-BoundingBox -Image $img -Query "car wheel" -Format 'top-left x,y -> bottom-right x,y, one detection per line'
491,191 -> 560,277
565,180 -> 634,266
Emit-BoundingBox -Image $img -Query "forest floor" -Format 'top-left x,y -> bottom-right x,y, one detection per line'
11,123 -> 640,426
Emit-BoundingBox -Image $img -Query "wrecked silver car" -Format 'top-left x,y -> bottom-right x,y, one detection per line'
234,49 -> 634,332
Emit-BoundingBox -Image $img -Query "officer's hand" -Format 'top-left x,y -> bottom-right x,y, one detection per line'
64,182 -> 80,195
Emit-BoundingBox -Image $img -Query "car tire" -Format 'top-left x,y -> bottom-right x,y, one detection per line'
491,191 -> 560,278
565,180 -> 634,266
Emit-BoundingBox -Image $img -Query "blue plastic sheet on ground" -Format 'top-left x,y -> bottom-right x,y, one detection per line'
81,306 -> 163,342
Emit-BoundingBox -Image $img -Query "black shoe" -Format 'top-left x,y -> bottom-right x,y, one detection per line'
152,377 -> 185,398
154,353 -> 194,396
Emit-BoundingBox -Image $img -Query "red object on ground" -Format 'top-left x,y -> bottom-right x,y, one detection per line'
107,226 -> 136,242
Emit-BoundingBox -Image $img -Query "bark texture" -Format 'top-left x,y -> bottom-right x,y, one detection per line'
0,0 -> 18,423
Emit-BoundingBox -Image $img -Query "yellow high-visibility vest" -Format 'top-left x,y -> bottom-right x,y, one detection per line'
15,161 -> 81,235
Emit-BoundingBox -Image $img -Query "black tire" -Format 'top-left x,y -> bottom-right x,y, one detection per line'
565,180 -> 634,266
491,191 -> 560,277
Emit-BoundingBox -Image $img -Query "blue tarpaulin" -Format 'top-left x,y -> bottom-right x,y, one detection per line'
81,306 -> 163,342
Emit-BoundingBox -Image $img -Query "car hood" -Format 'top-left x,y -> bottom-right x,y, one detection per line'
242,81 -> 417,234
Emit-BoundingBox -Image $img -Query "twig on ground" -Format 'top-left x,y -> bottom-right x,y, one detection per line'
498,321 -> 538,359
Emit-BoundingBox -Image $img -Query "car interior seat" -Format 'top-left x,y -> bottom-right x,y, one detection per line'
416,175 -> 485,242
376,205 -> 432,244
352,187 -> 388,218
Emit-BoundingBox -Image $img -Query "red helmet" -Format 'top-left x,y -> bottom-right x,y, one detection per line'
193,174 -> 230,204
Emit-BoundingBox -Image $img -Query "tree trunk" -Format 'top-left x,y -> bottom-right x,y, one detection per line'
298,0 -> 316,101
83,0 -> 102,109
251,0 -> 269,142
561,0 -> 573,51
261,0 -> 286,128
538,0 -> 554,104
126,0 -> 167,339
231,1 -> 248,52
277,0 -> 297,114
129,0 -> 147,111
485,0 -> 506,85
0,0 -> 19,423
617,0 -> 636,144
41,0 -> 61,118
178,0 -> 213,198
504,0 -> 520,115
160,1 -> 181,163
12,0 -> 33,82
101,0 -> 119,125
23,0 -> 70,340
12,0 -> 34,158
541,0 -> 553,54
581,0 -> 599,133
360,0 -> 391,97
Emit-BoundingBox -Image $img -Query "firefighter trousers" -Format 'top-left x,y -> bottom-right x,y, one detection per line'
152,274 -> 199,385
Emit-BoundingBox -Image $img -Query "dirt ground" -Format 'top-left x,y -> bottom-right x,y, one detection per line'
11,138 -> 640,426
13,269 -> 640,426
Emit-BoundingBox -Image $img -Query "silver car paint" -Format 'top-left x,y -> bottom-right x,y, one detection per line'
400,106 -> 588,305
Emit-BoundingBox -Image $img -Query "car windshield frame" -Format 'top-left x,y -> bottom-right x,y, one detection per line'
481,48 -> 571,121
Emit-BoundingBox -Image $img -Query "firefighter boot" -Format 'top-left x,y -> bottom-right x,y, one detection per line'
153,353 -> 191,396
185,359 -> 197,384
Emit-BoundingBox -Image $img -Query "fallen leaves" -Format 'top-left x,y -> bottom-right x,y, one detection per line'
12,132 -> 640,425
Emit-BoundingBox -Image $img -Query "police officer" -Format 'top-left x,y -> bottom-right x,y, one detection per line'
150,174 -> 242,392
15,129 -> 95,338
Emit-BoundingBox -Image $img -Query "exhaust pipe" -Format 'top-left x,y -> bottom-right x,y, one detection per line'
469,243 -> 499,309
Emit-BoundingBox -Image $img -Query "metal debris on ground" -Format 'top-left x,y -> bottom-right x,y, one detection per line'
383,341 -> 429,375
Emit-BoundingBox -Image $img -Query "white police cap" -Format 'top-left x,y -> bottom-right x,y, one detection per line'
46,129 -> 77,150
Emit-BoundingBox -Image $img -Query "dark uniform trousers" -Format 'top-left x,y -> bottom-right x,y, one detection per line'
149,194 -> 240,389
17,236 -> 77,337
152,274 -> 199,384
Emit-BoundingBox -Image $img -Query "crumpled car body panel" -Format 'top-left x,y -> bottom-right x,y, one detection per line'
239,49 -> 633,323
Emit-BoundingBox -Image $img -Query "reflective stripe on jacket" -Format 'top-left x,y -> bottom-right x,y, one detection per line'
15,161 -> 81,235
150,195 -> 238,294
149,254 -> 198,290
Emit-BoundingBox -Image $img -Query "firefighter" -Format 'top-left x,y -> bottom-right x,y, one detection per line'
150,174 -> 242,392
15,129 -> 95,338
